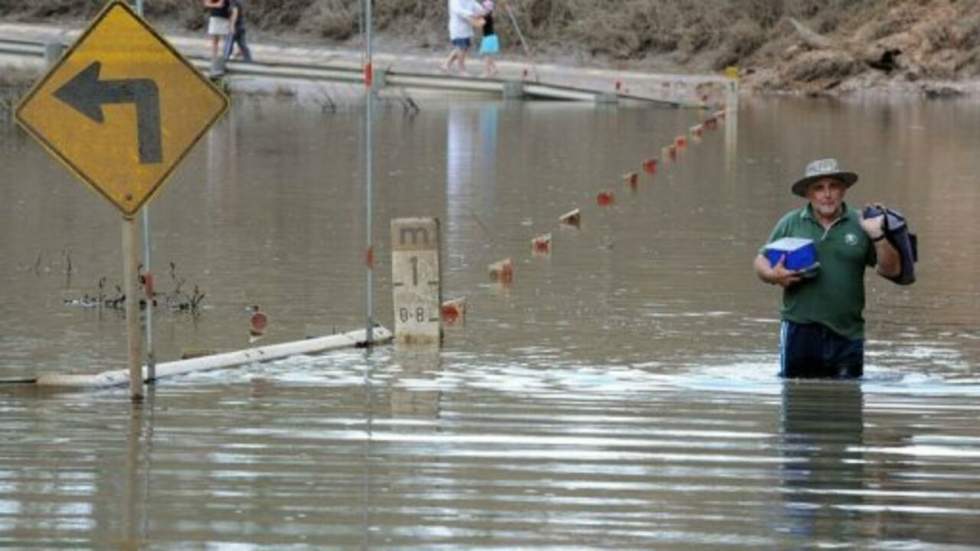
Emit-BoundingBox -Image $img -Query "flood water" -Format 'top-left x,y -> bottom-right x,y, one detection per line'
2,91 -> 980,548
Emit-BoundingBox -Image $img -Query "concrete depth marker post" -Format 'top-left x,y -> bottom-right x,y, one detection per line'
391,218 -> 442,344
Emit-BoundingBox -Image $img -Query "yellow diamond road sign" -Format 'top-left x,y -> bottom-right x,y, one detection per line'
15,0 -> 228,217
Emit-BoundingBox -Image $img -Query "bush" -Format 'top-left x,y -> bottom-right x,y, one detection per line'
0,0 -> 974,82
953,14 -> 980,49
298,0 -> 358,39
713,18 -> 765,69
783,50 -> 859,83
0,0 -> 102,18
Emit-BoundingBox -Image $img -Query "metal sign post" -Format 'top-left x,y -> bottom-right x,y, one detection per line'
142,206 -> 155,381
134,0 -> 156,383
122,216 -> 143,398
15,0 -> 228,399
364,0 -> 375,345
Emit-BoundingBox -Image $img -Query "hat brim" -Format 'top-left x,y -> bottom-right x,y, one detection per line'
791,172 -> 858,197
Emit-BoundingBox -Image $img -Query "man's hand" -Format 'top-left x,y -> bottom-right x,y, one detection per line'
860,203 -> 886,240
755,254 -> 802,288
769,255 -> 803,288
861,203 -> 902,278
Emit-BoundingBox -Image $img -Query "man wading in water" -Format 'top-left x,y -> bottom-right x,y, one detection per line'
754,159 -> 901,379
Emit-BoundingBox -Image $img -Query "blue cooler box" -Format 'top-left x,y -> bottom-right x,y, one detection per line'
764,237 -> 817,271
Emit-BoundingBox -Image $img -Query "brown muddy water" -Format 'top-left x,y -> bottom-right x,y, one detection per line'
1,93 -> 980,548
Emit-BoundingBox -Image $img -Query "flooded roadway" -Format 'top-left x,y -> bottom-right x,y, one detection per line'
1,94 -> 979,548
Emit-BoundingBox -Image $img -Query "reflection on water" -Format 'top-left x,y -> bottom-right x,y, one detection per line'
779,381 -> 866,542
4,362 -> 980,547
2,95 -> 980,546
390,344 -> 443,418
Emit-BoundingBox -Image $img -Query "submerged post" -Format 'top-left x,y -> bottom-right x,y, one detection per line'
724,72 -> 739,178
391,218 -> 442,344
141,209 -> 155,381
122,216 -> 143,400
725,75 -> 739,117
43,42 -> 65,68
502,81 -> 524,99
363,0 -> 375,345
134,0 -> 155,384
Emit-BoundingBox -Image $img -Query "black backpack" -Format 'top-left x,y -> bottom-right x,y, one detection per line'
863,205 -> 918,285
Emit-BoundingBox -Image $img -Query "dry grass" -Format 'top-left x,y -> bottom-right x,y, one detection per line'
1,0 -> 976,79
0,0 -> 855,58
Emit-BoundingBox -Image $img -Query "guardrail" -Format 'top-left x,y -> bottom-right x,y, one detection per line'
0,37 -> 690,106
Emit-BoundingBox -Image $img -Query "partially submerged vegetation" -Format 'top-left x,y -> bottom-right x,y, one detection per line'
41,253 -> 209,315
1,0 -> 978,95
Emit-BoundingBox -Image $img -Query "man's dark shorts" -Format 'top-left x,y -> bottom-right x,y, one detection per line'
779,321 -> 864,379
451,37 -> 472,49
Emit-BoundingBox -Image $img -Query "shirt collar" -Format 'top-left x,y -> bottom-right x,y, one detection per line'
800,202 -> 851,222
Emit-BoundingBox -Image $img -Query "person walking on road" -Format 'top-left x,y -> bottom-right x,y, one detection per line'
753,158 -> 900,379
203,0 -> 231,72
442,0 -> 485,75
478,0 -> 500,77
223,0 -> 253,63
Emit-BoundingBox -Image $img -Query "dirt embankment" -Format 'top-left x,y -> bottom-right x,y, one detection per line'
2,0 -> 979,95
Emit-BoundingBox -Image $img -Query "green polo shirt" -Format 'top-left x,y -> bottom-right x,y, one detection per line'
762,203 -> 876,340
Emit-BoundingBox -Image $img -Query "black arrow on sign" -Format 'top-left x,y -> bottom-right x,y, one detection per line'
53,61 -> 162,164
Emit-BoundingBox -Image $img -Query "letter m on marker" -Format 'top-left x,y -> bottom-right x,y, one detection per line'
399,227 -> 429,246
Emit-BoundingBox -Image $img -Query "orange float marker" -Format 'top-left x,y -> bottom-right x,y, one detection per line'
441,297 -> 466,326
623,172 -> 639,189
488,258 -> 514,284
675,135 -> 688,149
559,208 -> 581,227
531,233 -> 552,255
642,158 -> 658,174
596,191 -> 615,206
249,305 -> 267,337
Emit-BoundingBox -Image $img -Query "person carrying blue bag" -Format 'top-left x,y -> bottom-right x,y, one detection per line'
753,159 -> 915,379
478,1 -> 500,77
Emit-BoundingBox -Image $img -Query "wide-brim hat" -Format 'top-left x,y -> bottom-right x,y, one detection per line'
792,158 -> 858,197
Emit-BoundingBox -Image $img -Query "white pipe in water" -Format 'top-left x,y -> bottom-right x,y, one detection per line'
35,326 -> 391,388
